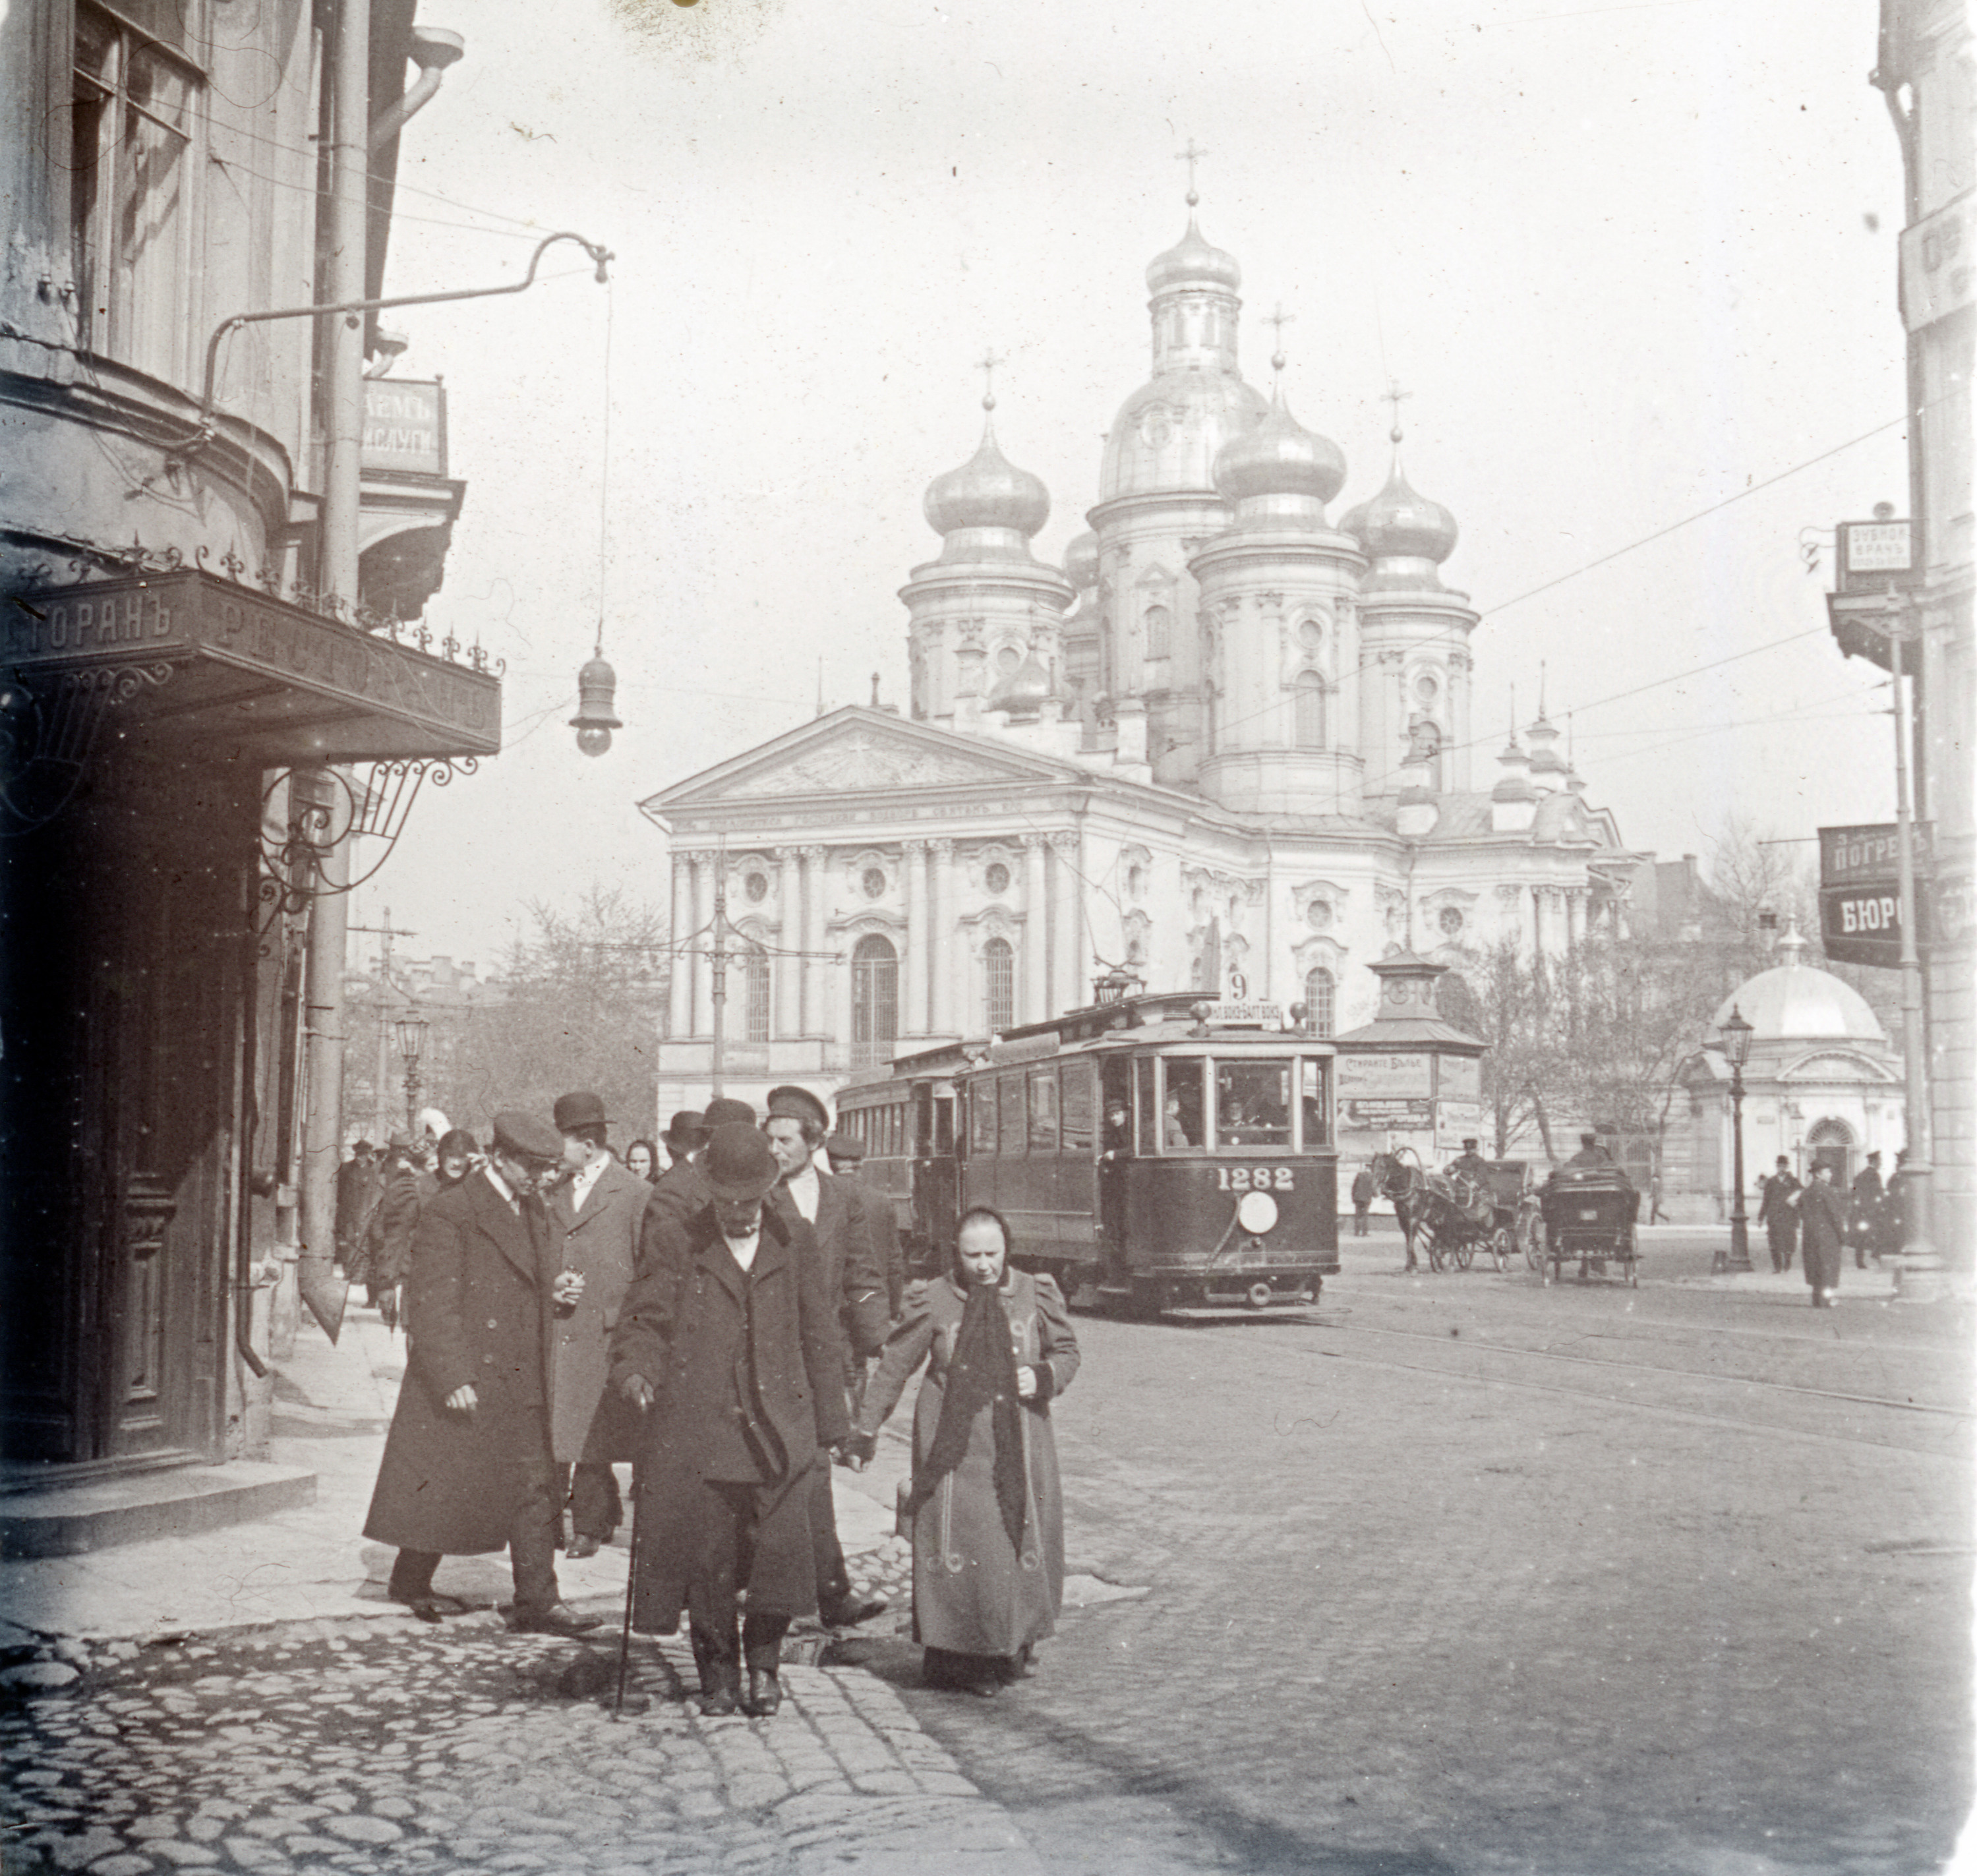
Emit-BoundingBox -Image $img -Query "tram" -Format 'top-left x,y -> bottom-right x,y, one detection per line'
834,991 -> 1339,1314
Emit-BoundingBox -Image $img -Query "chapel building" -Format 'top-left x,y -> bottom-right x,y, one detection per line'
642,201 -> 1640,1138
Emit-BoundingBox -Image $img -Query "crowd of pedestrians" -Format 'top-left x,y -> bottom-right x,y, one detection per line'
336,1082 -> 1078,1720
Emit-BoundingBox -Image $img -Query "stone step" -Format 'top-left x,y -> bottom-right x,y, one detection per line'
0,1462 -> 316,1560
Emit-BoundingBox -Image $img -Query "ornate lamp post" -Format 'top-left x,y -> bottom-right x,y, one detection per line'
391,1014 -> 429,1137
1718,1004 -> 1754,1274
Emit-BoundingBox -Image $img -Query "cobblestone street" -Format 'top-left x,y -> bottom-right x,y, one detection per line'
1,1235 -> 1970,1875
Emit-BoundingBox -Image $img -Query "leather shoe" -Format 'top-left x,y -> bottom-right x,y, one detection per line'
510,1602 -> 603,1637
566,1535 -> 603,1560
743,1668 -> 782,1718
820,1594 -> 887,1628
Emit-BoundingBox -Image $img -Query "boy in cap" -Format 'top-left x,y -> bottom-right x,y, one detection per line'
763,1086 -> 889,1630
363,1111 -> 601,1636
612,1124 -> 852,1716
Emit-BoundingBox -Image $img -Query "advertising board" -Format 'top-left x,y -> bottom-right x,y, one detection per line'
1336,1051 -> 1434,1100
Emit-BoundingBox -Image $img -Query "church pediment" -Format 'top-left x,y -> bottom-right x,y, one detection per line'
641,706 -> 1087,814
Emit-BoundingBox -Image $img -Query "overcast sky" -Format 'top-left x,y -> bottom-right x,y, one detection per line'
345,0 -> 1907,972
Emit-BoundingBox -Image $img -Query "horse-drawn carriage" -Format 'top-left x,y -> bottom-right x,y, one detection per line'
1532,1165 -> 1640,1286
1372,1150 -> 1536,1273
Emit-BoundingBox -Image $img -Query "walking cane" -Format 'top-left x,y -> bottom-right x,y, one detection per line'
612,1480 -> 640,1720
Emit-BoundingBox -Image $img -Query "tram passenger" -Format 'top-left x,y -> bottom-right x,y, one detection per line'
1164,1097 -> 1195,1148
846,1206 -> 1080,1697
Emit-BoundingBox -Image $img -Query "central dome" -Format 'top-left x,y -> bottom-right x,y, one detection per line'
1100,373 -> 1268,502
1711,929 -> 1885,1043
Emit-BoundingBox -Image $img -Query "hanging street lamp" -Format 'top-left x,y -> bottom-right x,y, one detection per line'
570,655 -> 622,757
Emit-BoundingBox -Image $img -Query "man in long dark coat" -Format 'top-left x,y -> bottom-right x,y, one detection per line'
1850,1151 -> 1887,1268
363,1111 -> 601,1636
336,1141 -> 380,1275
1800,1161 -> 1848,1307
648,1099 -> 753,1227
542,1091 -> 651,1556
610,1125 -> 850,1718
1756,1156 -> 1802,1273
765,1085 -> 889,1631
825,1130 -> 905,1317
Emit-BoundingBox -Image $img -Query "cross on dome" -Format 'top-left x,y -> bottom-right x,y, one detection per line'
1382,378 -> 1411,446
978,348 -> 1007,413
1265,303 -> 1295,380
1176,138 -> 1207,207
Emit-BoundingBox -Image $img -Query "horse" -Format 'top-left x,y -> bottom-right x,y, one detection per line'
1371,1148 -> 1495,1272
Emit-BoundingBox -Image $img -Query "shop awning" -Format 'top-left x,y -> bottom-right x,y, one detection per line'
3,569 -> 500,766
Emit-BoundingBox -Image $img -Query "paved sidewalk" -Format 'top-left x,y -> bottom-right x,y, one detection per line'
0,1308 -> 1046,1876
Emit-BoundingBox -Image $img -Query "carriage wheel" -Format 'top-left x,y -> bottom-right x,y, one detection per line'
1521,1212 -> 1545,1272
1489,1225 -> 1512,1273
1452,1234 -> 1474,1272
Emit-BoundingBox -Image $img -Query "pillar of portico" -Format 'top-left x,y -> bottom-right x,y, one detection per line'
774,848 -> 801,1040
931,839 -> 957,1037
690,852 -> 714,1037
903,838 -> 929,1040
800,846 -> 827,1038
1022,834 -> 1048,1022
668,848 -> 693,1038
1050,830 -> 1083,1014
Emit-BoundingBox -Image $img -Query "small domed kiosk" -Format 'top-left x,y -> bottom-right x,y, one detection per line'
1670,923 -> 1904,1222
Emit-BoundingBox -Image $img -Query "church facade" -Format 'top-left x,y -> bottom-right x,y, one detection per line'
641,204 -> 1639,1138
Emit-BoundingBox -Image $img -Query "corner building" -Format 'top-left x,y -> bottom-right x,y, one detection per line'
645,208 -> 1638,1135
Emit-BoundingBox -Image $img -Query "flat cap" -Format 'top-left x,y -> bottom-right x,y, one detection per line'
490,1110 -> 563,1162
764,1084 -> 831,1134
703,1097 -> 757,1129
823,1130 -> 865,1164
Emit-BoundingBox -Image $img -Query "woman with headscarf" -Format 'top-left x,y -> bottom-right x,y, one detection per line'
848,1206 -> 1079,1695
624,1138 -> 660,1184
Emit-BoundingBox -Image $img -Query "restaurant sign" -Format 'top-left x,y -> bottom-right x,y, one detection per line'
3,571 -> 500,752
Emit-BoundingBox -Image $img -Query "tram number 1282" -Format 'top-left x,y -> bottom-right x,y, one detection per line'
1215,1166 -> 1297,1192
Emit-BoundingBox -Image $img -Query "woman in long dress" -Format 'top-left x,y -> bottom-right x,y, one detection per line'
850,1206 -> 1080,1695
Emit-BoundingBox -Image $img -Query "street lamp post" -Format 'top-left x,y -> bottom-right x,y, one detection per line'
1718,1004 -> 1754,1274
392,1015 -> 428,1138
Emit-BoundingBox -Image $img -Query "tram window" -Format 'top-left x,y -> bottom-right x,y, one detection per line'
1062,1061 -> 1095,1155
1214,1060 -> 1291,1148
1028,1067 -> 1060,1154
933,1096 -> 955,1156
997,1072 -> 1027,1158
1299,1058 -> 1330,1148
968,1084 -> 996,1157
1135,1057 -> 1158,1154
1162,1059 -> 1204,1149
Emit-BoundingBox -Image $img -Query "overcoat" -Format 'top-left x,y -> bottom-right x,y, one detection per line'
647,1154 -> 709,1226
1757,1171 -> 1802,1258
1800,1179 -> 1848,1290
363,1163 -> 423,1289
772,1171 -> 889,1363
543,1156 -> 651,1464
609,1200 -> 850,1632
363,1169 -> 554,1555
856,1268 -> 1080,1660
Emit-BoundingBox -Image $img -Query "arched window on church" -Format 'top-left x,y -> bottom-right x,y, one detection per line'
852,935 -> 898,1069
984,937 -> 1015,1035
742,949 -> 771,1043
1303,966 -> 1336,1038
1145,604 -> 1171,659
1294,672 -> 1326,749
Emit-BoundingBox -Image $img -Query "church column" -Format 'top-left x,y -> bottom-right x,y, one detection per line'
800,846 -> 827,1038
668,848 -> 693,1039
1051,830 -> 1083,1012
773,848 -> 800,1041
690,852 -> 715,1037
902,839 -> 929,1039
1022,834 -> 1048,1022
931,840 -> 957,1036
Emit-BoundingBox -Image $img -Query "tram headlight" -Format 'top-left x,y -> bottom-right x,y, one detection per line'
1236,1190 -> 1278,1234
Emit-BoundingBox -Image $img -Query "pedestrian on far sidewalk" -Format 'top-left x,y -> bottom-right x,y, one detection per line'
848,1206 -> 1080,1699
610,1124 -> 852,1718
543,1091 -> 650,1558
1800,1162 -> 1846,1308
1756,1156 -> 1802,1273
362,1110 -> 601,1637
1849,1152 -> 1887,1269
1350,1162 -> 1375,1237
360,1134 -> 423,1328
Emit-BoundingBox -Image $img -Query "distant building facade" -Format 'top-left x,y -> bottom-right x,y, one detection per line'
642,205 -> 1640,1130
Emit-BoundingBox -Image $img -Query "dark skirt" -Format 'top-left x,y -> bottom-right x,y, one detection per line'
628,1459 -> 815,1634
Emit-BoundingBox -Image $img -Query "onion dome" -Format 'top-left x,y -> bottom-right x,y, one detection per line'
1146,214 -> 1242,296
1711,921 -> 1886,1043
1213,391 -> 1347,508
986,649 -> 1053,719
1064,530 -> 1100,590
925,413 -> 1049,539
1342,424 -> 1459,591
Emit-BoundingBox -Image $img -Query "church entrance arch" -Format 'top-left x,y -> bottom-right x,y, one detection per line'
1806,1118 -> 1854,1186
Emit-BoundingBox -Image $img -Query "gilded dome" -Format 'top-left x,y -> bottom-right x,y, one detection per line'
1146,215 -> 1241,296
1213,392 -> 1347,506
1064,530 -> 1100,589
925,420 -> 1050,539
1101,372 -> 1268,502
1711,927 -> 1885,1043
1342,457 -> 1459,568
986,649 -> 1053,718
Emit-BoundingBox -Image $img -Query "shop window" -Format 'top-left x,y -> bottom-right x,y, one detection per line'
73,2 -> 199,382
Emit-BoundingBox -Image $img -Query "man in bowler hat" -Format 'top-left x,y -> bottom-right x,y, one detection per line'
648,1098 -> 752,1228
363,1111 -> 601,1635
612,1125 -> 850,1717
764,1085 -> 889,1629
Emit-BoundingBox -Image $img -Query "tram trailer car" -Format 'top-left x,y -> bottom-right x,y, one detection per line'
837,993 -> 1339,1315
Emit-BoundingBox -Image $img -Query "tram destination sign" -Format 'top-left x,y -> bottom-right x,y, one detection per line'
1200,1000 -> 1284,1027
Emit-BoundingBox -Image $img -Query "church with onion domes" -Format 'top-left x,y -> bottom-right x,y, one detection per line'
640,196 -> 1642,1151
